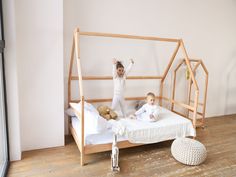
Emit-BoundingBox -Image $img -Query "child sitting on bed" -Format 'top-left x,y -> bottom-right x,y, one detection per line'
130,92 -> 159,122
111,58 -> 134,117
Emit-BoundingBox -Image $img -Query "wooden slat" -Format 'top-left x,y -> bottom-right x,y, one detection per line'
180,41 -> 199,91
80,97 -> 85,166
188,109 -> 203,116
200,60 -> 209,75
189,59 -> 201,62
192,90 -> 199,129
190,100 -> 204,106
74,31 -> 84,97
68,37 -> 75,106
162,41 -> 181,81
160,42 -> 181,107
70,96 -> 161,103
71,76 -> 163,80
77,30 -> 180,43
174,59 -> 185,72
159,83 -> 163,106
69,123 -> 81,152
193,61 -> 201,71
171,69 -> 179,111
172,110 -> 188,118
85,141 -> 142,154
161,96 -> 195,111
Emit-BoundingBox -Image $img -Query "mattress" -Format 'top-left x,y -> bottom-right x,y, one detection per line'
71,106 -> 196,145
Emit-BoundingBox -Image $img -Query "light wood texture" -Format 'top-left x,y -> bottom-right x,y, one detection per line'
8,115 -> 236,177
78,30 -> 180,43
160,41 -> 180,106
84,141 -> 142,155
180,40 -> 199,91
161,41 -> 181,82
192,90 -> 199,129
74,31 -> 84,97
68,37 -> 75,106
159,83 -> 163,106
80,97 -> 85,166
70,96 -> 161,103
161,96 -> 195,111
71,76 -> 163,80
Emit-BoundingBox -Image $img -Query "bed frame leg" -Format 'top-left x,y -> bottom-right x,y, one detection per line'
80,152 -> 85,166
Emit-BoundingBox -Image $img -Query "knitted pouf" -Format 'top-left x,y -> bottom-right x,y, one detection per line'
171,138 -> 207,165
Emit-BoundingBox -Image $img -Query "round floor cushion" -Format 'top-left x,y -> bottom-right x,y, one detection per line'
171,138 -> 207,165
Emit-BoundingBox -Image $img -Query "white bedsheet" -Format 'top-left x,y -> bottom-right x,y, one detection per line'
115,107 -> 196,144
71,106 -> 195,145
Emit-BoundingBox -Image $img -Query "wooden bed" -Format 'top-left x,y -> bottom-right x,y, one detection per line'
67,28 -> 208,166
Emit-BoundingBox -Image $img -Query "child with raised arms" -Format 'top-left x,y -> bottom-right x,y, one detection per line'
111,58 -> 134,117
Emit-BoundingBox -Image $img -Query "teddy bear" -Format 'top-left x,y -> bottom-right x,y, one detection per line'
97,105 -> 118,120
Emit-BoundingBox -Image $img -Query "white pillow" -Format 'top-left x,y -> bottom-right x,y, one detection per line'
70,101 -> 99,114
70,101 -> 108,135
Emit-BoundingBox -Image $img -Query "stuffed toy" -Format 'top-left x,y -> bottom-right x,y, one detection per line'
97,105 -> 118,120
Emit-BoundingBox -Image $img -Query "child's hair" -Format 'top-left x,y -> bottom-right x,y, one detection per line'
116,61 -> 124,69
147,92 -> 155,98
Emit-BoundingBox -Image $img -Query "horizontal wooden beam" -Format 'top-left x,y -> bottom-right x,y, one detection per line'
71,76 -> 163,80
71,96 -> 161,103
172,110 -> 187,118
189,59 -> 201,62
190,100 -> 204,106
84,141 -> 142,154
77,31 -> 180,43
188,109 -> 203,116
162,96 -> 195,111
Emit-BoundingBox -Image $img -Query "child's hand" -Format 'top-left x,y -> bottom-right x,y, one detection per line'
112,58 -> 117,64
130,58 -> 134,64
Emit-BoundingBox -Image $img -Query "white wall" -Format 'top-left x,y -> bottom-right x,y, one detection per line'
15,0 -> 64,151
4,0 -> 64,156
64,0 -> 236,122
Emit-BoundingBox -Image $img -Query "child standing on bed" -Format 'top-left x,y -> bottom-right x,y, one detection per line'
112,58 -> 134,117
130,92 -> 160,122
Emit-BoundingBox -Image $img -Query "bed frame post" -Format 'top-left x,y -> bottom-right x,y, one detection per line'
68,37 -> 75,107
171,59 -> 185,111
199,60 -> 208,126
187,61 -> 201,118
171,70 -> 177,111
74,28 -> 85,165
187,78 -> 193,118
193,90 -> 199,130
80,96 -> 85,166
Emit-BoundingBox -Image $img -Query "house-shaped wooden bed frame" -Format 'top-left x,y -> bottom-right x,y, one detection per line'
68,28 -> 208,166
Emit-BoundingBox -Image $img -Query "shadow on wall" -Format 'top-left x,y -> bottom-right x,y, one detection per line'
224,51 -> 236,115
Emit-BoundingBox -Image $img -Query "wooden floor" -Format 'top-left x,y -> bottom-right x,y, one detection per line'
7,115 -> 236,177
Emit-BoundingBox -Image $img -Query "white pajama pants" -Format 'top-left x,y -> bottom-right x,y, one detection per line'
112,95 -> 126,117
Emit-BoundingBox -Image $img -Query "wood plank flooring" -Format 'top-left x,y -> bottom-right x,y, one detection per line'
7,114 -> 236,177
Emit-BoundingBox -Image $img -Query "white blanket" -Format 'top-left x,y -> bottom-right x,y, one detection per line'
111,107 -> 195,144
